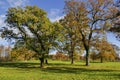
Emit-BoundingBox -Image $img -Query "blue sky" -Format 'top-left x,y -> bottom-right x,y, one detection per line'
0,0 -> 120,47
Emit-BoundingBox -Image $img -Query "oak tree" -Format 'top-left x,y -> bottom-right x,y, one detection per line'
1,6 -> 61,68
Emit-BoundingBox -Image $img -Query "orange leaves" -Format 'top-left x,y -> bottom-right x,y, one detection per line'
71,20 -> 78,26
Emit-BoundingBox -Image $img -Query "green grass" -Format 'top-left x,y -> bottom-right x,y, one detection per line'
0,60 -> 120,80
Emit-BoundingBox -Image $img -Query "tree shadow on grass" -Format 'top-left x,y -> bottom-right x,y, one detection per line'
0,62 -> 40,68
42,66 -> 120,79
44,66 -> 119,73
0,61 -> 75,68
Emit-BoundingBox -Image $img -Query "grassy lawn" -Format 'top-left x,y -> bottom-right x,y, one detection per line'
0,60 -> 120,80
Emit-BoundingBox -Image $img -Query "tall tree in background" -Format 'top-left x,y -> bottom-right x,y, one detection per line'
1,6 -> 62,68
63,0 -> 118,66
60,14 -> 79,64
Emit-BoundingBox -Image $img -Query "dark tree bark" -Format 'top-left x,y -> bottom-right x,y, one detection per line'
45,59 -> 48,64
100,57 -> 103,63
85,49 -> 90,66
71,50 -> 74,64
39,57 -> 44,68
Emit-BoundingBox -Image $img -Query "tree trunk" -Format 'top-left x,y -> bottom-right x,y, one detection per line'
100,57 -> 103,63
45,59 -> 48,64
70,38 -> 74,64
39,57 -> 44,68
85,49 -> 90,66
71,50 -> 74,64
71,54 -> 74,64
45,48 -> 49,64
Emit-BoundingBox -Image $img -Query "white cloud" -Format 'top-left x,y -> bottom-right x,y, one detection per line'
50,15 -> 65,22
48,9 -> 64,22
7,0 -> 29,7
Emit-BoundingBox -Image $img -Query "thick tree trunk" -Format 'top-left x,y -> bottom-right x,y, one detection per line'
85,49 -> 90,66
39,57 -> 44,68
45,59 -> 48,64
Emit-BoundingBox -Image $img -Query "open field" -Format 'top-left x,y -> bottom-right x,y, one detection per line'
0,60 -> 120,80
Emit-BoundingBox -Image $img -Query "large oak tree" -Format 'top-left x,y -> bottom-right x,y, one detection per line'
1,6 -> 62,68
